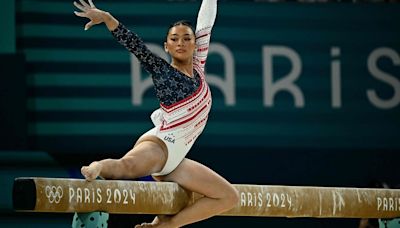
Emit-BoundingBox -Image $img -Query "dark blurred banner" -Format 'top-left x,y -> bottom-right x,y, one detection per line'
16,1 -> 399,153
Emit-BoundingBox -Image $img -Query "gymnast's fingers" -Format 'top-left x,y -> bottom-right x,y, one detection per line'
88,0 -> 96,8
73,1 -> 85,12
79,0 -> 91,8
73,11 -> 86,18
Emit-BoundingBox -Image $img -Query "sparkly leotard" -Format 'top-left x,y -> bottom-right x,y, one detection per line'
111,0 -> 217,175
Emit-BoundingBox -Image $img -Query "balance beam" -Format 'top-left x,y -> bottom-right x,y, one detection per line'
13,177 -> 400,218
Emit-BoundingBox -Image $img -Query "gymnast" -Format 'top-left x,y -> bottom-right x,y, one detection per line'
73,0 -> 239,227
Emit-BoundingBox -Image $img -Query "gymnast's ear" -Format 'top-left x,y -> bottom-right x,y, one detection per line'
164,42 -> 169,53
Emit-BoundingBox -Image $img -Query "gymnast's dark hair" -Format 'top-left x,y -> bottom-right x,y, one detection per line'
165,20 -> 195,41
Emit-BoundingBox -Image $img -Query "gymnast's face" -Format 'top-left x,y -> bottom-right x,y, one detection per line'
164,25 -> 196,62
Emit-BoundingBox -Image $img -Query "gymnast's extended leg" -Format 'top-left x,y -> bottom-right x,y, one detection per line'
81,137 -> 168,181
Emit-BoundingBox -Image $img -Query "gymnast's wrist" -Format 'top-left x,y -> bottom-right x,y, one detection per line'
100,11 -> 111,21
101,11 -> 119,31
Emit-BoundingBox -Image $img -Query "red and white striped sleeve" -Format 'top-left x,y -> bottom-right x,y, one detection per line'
193,0 -> 217,73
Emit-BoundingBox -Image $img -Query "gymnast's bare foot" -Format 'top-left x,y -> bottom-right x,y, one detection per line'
134,215 -> 178,228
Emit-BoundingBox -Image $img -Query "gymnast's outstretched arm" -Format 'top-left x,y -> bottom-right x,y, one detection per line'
194,0 -> 217,72
196,0 -> 217,32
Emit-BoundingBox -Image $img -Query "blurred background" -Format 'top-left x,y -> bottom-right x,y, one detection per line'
1,0 -> 399,227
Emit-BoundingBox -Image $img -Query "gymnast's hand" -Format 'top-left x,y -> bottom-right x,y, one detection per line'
73,0 -> 106,30
81,161 -> 102,181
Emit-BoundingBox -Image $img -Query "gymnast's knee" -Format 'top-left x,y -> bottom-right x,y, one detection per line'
222,185 -> 240,210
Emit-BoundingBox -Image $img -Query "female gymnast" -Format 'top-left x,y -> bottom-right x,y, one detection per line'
73,0 -> 239,227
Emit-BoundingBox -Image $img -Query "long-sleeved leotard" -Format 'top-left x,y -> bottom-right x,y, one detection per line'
111,24 -> 202,107
111,0 -> 217,176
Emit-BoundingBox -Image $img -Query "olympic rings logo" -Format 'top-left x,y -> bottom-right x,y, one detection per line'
45,186 -> 63,204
